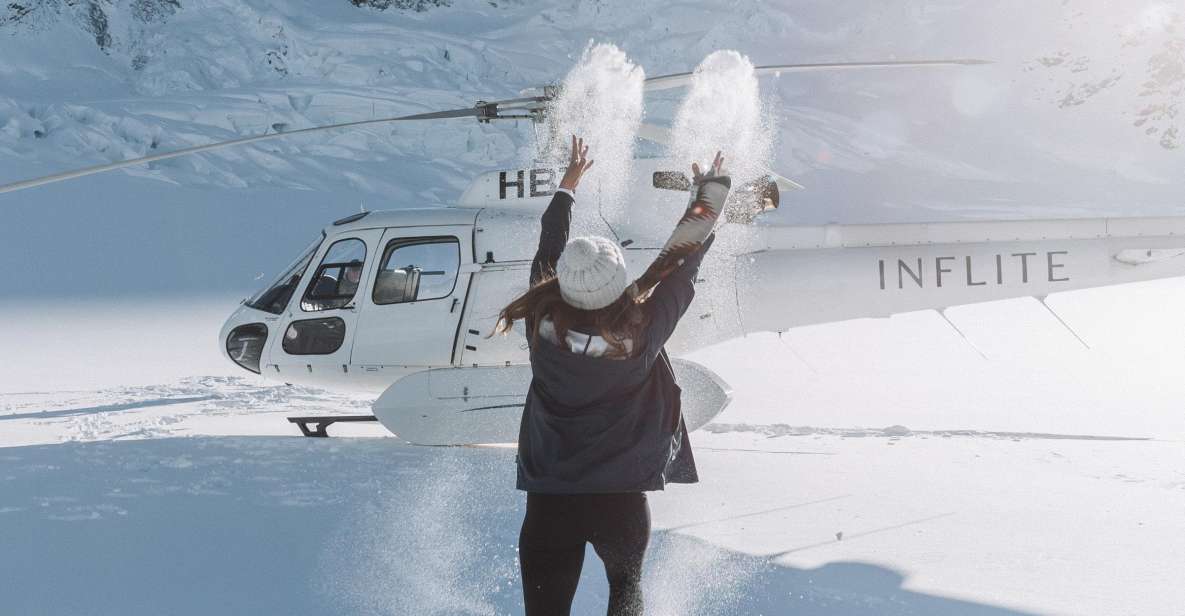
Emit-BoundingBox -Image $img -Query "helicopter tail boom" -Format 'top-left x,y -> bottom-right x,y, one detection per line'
735,215 -> 1185,333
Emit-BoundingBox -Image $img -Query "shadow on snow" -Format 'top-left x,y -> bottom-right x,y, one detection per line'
0,396 -> 218,421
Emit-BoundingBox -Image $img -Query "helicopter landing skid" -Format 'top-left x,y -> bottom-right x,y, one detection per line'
287,414 -> 378,438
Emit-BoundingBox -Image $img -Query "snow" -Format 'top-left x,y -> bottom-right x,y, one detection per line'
669,50 -> 772,191
4,288 -> 1185,614
3,0 -> 1185,614
2,408 -> 1183,614
545,42 -> 645,226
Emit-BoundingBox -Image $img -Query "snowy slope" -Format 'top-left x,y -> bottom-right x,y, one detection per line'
3,0 -> 1184,298
2,1 -> 1185,615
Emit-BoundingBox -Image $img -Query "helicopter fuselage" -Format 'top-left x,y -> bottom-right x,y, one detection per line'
220,166 -> 1185,395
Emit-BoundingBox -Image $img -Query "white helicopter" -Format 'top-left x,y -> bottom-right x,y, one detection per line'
7,58 -> 1185,444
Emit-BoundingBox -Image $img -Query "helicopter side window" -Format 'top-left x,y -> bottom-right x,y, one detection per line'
373,238 -> 460,305
301,238 -> 367,312
246,235 -> 323,315
282,317 -> 346,355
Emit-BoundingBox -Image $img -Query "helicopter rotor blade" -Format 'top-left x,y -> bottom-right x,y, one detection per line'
0,58 -> 990,195
643,58 -> 991,92
0,102 -> 525,195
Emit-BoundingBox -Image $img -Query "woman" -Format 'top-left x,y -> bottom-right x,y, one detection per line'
496,136 -> 731,616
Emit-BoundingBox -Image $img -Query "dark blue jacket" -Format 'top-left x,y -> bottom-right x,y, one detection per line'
516,190 -> 706,493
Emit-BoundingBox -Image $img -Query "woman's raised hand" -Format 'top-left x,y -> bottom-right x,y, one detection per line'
691,151 -> 724,184
559,135 -> 595,192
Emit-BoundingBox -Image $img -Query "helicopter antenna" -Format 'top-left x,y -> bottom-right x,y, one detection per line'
1037,296 -> 1091,350
530,119 -> 542,162
938,308 -> 989,360
777,331 -> 819,375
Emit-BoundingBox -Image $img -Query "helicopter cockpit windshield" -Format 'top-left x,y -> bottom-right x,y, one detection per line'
246,235 -> 323,314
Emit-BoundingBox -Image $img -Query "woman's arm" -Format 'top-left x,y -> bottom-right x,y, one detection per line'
644,232 -> 716,349
628,151 -> 730,299
530,191 -> 573,285
529,136 -> 594,286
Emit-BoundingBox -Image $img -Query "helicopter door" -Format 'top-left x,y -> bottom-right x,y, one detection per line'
349,226 -> 473,378
455,264 -> 532,366
267,229 -> 382,387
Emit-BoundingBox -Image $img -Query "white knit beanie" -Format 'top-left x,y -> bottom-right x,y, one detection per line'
555,236 -> 629,310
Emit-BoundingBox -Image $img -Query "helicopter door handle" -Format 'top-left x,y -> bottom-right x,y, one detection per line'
449,298 -> 459,313
340,304 -> 357,311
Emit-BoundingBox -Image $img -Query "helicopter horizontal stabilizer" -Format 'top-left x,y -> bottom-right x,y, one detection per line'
768,171 -> 806,192
637,123 -> 805,191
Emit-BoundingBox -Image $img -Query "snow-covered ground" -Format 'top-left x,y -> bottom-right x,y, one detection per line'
3,1 -> 1184,614
4,285 -> 1184,615
5,424 -> 1182,615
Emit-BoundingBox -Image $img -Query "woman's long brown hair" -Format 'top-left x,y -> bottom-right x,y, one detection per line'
493,276 -> 648,358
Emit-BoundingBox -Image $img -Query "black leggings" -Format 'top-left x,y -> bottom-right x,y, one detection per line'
519,492 -> 650,616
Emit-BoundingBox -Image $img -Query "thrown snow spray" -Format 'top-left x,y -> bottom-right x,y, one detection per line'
669,50 -> 774,193
544,42 -> 645,233
317,451 -> 519,615
669,50 -> 775,344
643,533 -> 756,615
